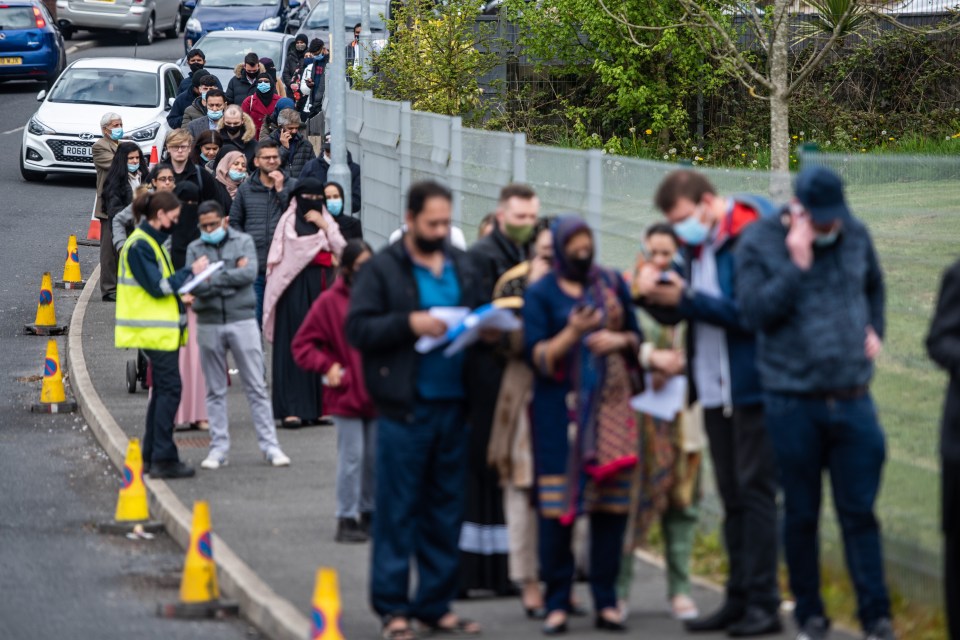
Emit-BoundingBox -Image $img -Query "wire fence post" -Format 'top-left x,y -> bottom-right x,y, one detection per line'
399,101 -> 412,212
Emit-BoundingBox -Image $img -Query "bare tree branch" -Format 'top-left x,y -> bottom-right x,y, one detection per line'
786,1 -> 856,95
867,8 -> 960,35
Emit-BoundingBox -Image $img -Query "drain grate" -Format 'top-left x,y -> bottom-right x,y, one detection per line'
175,435 -> 211,449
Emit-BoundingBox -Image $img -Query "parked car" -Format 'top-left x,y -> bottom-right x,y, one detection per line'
54,0 -> 182,45
296,0 -> 388,51
0,1 -> 67,88
184,0 -> 307,52
177,30 -> 292,90
20,57 -> 182,181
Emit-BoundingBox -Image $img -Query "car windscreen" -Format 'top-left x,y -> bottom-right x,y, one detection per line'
199,0 -> 278,7
305,3 -> 387,30
0,6 -> 36,29
48,69 -> 160,108
198,37 -> 284,68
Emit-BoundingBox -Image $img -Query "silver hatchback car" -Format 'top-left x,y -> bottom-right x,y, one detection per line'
54,0 -> 182,45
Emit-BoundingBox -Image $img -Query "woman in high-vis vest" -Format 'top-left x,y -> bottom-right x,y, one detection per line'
116,191 -> 209,479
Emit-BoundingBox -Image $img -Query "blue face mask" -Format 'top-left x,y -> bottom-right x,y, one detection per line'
200,153 -> 212,163
201,90 -> 208,101
257,82 -> 271,93
110,127 -> 123,140
673,212 -> 710,247
208,110 -> 223,121
228,169 -> 247,181
326,198 -> 343,216
814,228 -> 840,247
127,163 -> 139,173
201,226 -> 226,245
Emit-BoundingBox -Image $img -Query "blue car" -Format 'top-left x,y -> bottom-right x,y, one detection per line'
0,1 -> 66,88
184,0 -> 307,52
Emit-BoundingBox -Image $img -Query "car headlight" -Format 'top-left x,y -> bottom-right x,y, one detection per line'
129,123 -> 160,142
258,16 -> 281,30
186,18 -> 202,32
27,117 -> 53,136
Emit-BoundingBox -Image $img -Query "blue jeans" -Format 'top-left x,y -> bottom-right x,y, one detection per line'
764,392 -> 891,630
254,273 -> 266,329
370,402 -> 467,624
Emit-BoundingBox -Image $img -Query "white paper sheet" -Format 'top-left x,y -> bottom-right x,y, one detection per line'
630,374 -> 688,421
177,261 -> 224,295
414,306 -> 471,354
443,306 -> 521,356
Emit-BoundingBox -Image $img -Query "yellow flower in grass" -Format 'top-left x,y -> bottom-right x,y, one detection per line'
645,129 -> 653,135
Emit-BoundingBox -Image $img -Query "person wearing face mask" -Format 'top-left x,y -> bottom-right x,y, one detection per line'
113,164 -> 177,252
178,48 -> 207,95
241,72 -> 280,139
226,52 -> 264,106
292,239 -> 376,542
213,150 -> 248,207
262,178 -> 346,428
345,180 -> 486,640
169,73 -> 221,130
637,170 -> 782,637
736,167 -> 894,640
301,38 -> 330,120
271,109 -> 315,178
283,34 -> 309,98
185,200 -> 291,470
458,183 -> 540,597
188,130 -> 223,173
259,97 -> 296,142
185,89 -> 227,138
323,181 -> 362,240
522,216 -> 642,635
164,129 -> 222,268
117,190 -> 210,479
100,142 -> 149,301
218,104 -> 258,169
299,140 -> 362,214
94,111 -> 123,299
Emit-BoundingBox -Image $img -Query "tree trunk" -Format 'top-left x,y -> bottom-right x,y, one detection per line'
768,0 -> 792,198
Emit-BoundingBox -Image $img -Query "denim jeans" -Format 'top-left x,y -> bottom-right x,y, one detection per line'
764,392 -> 891,630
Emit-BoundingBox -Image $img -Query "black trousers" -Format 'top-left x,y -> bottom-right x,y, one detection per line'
142,349 -> 182,465
99,220 -> 117,298
944,458 -> 960,640
704,405 -> 781,612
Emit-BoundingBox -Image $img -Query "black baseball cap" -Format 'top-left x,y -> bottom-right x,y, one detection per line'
794,166 -> 851,223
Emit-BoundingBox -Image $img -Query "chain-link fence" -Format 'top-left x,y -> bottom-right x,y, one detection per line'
340,89 -> 953,606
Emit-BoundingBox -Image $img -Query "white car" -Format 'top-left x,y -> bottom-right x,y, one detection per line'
20,57 -> 183,181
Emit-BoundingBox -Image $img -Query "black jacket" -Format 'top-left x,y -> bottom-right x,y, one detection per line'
736,213 -> 885,394
468,225 -> 526,304
334,214 -> 363,241
345,241 -> 483,422
298,152 -> 362,213
272,130 -> 316,179
928,258 -> 960,461
228,170 -> 294,273
103,178 -> 135,218
170,164 -> 222,269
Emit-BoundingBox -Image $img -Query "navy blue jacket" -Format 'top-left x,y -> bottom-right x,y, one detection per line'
735,213 -> 885,394
126,221 -> 193,316
167,76 -> 223,129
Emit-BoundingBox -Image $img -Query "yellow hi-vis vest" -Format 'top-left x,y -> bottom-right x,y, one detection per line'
115,227 -> 187,351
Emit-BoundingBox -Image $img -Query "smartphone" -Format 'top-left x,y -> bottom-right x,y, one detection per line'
574,302 -> 596,314
656,272 -> 673,285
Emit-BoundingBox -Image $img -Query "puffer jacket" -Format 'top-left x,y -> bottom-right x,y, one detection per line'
181,96 -> 207,126
185,227 -> 258,325
225,62 -> 265,105
228,169 -> 295,274
271,129 -> 316,179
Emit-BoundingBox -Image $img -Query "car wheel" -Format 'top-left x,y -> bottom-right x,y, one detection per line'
19,150 -> 46,182
164,9 -> 181,38
137,14 -> 155,45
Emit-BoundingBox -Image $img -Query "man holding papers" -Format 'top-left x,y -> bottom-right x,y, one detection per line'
346,181 -> 485,639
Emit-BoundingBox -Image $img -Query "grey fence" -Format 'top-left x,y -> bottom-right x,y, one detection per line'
337,88 -> 954,608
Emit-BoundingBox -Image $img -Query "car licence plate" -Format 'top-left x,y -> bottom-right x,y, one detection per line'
0,57 -> 23,65
63,145 -> 92,158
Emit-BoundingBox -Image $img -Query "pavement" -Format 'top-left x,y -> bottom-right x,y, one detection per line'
72,266 -> 835,640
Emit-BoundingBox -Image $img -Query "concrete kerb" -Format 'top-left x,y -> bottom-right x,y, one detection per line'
67,265 -> 311,640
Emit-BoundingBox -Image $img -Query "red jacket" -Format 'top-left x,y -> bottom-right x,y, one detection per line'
291,277 -> 376,419
242,94 -> 280,139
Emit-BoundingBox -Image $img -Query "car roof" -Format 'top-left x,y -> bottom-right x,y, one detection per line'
70,58 -> 172,72
197,30 -> 289,42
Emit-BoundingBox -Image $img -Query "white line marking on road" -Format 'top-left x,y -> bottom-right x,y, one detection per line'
3,126 -> 24,135
67,45 -> 78,54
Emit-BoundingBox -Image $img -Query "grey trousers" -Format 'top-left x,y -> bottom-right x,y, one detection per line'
196,319 -> 280,456
332,415 -> 376,520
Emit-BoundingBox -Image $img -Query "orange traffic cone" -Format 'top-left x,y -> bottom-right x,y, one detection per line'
31,339 -> 77,413
24,272 -> 68,335
78,195 -> 100,247
149,145 -> 159,166
98,438 -> 164,535
157,501 -> 239,619
56,234 -> 86,290
310,568 -> 345,640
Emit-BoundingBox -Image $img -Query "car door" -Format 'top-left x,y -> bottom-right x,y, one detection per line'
163,67 -> 181,109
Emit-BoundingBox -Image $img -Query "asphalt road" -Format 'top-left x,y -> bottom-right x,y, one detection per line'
0,32 -> 259,639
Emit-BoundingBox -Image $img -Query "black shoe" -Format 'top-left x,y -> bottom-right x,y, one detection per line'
359,512 -> 373,535
727,606 -> 783,637
143,462 -> 151,476
796,615 -> 831,640
335,518 -> 369,543
150,461 -> 195,479
595,615 -> 627,632
685,602 -> 746,633
102,293 -> 116,302
542,618 -> 567,635
525,605 -> 547,620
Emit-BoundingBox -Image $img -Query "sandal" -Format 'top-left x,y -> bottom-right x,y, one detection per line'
422,615 -> 481,635
382,618 -> 417,640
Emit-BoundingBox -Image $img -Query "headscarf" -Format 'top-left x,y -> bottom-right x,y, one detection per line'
551,215 -> 598,284
260,57 -> 277,83
273,97 -> 296,119
293,33 -> 308,58
215,150 -> 244,198
255,72 -> 275,107
291,178 -> 326,236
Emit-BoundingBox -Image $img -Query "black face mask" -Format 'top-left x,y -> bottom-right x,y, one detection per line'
564,253 -> 594,283
414,234 -> 446,254
223,125 -> 242,136
296,196 -> 322,217
189,61 -> 204,73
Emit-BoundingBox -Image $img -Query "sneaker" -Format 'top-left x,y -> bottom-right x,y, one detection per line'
265,449 -> 291,467
796,616 -> 831,640
200,453 -> 228,470
150,461 -> 196,479
335,518 -> 369,543
864,618 -> 895,640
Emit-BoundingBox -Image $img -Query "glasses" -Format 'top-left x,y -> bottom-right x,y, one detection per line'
155,176 -> 175,183
171,145 -> 190,152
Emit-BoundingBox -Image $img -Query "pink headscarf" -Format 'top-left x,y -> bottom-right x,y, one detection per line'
215,150 -> 245,198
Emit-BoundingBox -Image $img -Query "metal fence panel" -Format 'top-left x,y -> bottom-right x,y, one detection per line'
359,94 -> 403,247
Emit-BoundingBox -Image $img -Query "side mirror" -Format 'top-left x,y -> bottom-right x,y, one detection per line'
36,89 -> 47,101
167,97 -> 175,109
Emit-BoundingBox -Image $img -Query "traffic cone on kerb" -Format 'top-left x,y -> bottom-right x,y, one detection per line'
310,568 -> 346,640
157,501 -> 238,619
24,272 -> 68,336
79,195 -> 100,246
30,339 -> 76,413
98,439 -> 164,535
149,145 -> 159,166
56,234 -> 85,290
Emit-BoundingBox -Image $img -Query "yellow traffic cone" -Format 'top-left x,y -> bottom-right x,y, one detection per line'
56,235 -> 86,290
310,568 -> 345,640
98,439 -> 165,535
24,272 -> 67,335
158,501 -> 238,619
31,339 -> 76,414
